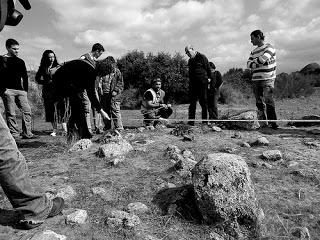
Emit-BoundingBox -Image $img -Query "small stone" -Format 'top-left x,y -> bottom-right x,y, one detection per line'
29,230 -> 67,240
239,142 -> 251,148
92,187 -> 113,201
181,149 -> 194,160
158,182 -> 176,190
137,127 -> 145,133
231,132 -> 242,139
126,202 -> 149,214
98,140 -> 133,158
291,227 -> 310,239
212,126 -> 222,132
261,162 -> 273,169
69,139 -> 92,152
251,137 -> 269,146
56,186 -> 76,201
108,155 -> 125,165
146,126 -> 155,131
209,231 -> 224,240
107,210 -> 141,229
221,146 -> 237,153
66,209 -> 88,225
182,134 -> 194,141
261,150 -> 282,161
287,161 -> 299,168
106,217 -> 123,228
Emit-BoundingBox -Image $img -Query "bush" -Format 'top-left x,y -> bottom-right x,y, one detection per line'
219,84 -> 246,104
275,72 -> 316,99
28,75 -> 44,117
121,88 -> 142,110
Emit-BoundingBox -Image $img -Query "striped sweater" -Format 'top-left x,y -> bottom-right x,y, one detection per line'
247,43 -> 276,81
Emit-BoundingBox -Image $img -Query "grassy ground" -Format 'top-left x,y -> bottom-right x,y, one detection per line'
0,92 -> 320,240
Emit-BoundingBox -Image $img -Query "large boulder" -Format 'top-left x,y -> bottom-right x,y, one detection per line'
192,153 -> 261,239
222,110 -> 260,130
97,140 -> 133,158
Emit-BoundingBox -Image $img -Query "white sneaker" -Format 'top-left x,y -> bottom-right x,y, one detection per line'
50,132 -> 57,137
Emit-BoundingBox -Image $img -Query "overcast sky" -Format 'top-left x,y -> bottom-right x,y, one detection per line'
0,0 -> 319,73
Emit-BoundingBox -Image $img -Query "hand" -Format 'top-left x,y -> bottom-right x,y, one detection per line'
100,109 -> 110,120
112,91 -> 117,97
167,104 -> 172,108
160,104 -> 166,108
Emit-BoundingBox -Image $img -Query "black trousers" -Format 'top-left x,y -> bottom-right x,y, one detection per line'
208,87 -> 220,120
188,83 -> 208,125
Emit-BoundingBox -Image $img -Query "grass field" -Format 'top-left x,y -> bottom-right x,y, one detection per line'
0,92 -> 319,240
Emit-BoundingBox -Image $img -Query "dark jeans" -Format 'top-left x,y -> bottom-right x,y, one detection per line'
188,83 -> 208,125
253,80 -> 277,127
0,113 -> 52,222
101,94 -> 123,130
208,87 -> 220,120
68,91 -> 92,139
143,107 -> 173,126
1,89 -> 33,138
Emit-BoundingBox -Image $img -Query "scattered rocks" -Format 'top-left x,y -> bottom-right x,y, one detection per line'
192,153 -> 261,239
96,130 -> 122,144
222,110 -> 260,130
251,137 -> 269,146
106,210 -> 141,229
261,150 -> 282,161
170,124 -> 193,136
291,227 -> 311,239
303,141 -> 320,148
69,139 -> 92,152
29,230 -> 67,240
126,202 -> 149,214
56,186 -> 77,201
97,140 -> 133,158
66,209 -> 88,225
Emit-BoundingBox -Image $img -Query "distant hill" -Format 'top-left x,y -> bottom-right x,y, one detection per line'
300,62 -> 320,75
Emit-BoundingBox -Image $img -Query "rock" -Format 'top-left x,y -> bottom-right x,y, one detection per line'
181,149 -> 195,160
167,145 -> 181,155
92,187 -> 113,201
29,230 -> 67,240
287,161 -> 299,168
146,126 -> 155,131
182,134 -> 194,141
66,209 -> 88,225
261,162 -> 273,169
251,137 -> 269,146
224,110 -> 260,130
166,146 -> 183,163
108,155 -> 125,165
123,133 -> 135,140
137,127 -> 145,132
304,141 -> 320,148
220,146 -> 237,153
97,140 -> 133,158
175,157 -> 197,172
291,227 -> 310,239
212,126 -> 222,132
231,132 -> 242,139
261,150 -> 282,161
192,153 -> 261,239
56,186 -> 76,201
209,232 -> 224,240
126,202 -> 149,214
106,210 -> 140,229
239,142 -> 251,148
69,139 -> 92,152
158,182 -> 177,190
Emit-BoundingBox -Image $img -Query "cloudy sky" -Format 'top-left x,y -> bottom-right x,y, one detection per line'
0,0 -> 319,73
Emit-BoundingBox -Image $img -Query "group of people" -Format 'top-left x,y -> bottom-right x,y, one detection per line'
0,28 -> 278,230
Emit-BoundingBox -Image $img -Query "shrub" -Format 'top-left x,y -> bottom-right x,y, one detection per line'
219,84 -> 246,105
121,88 -> 142,110
275,72 -> 316,99
28,72 -> 44,117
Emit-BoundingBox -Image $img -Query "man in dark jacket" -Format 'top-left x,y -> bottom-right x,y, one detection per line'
53,59 -> 111,139
185,45 -> 211,126
208,62 -> 223,122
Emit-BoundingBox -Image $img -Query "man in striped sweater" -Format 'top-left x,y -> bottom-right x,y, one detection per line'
247,30 -> 278,129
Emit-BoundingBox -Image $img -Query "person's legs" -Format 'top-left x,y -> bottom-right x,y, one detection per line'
15,90 -> 33,138
80,90 -> 92,134
0,113 -> 52,222
198,84 -> 208,124
253,81 -> 268,127
264,81 -> 278,128
1,89 -> 20,137
110,99 -> 123,130
143,111 -> 156,126
208,88 -> 219,121
101,94 -> 112,130
188,87 -> 198,126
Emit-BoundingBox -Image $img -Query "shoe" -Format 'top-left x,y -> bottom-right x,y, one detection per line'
17,197 -> 64,230
50,132 -> 57,137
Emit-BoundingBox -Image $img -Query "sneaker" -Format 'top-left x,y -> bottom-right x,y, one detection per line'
17,197 -> 64,230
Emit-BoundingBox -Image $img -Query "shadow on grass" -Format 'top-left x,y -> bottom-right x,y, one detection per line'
0,209 -> 20,227
258,127 -> 320,138
16,141 -> 47,148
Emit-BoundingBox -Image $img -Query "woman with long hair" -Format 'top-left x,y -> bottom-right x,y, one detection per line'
35,50 -> 67,136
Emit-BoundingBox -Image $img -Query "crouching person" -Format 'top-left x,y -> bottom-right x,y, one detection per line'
141,78 -> 172,127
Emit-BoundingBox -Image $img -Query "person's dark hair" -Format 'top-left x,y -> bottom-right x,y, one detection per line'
39,50 -> 59,68
6,38 -> 19,48
152,78 -> 161,85
106,56 -> 115,63
96,58 -> 113,76
250,30 -> 265,40
209,62 -> 216,70
92,43 -> 104,52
